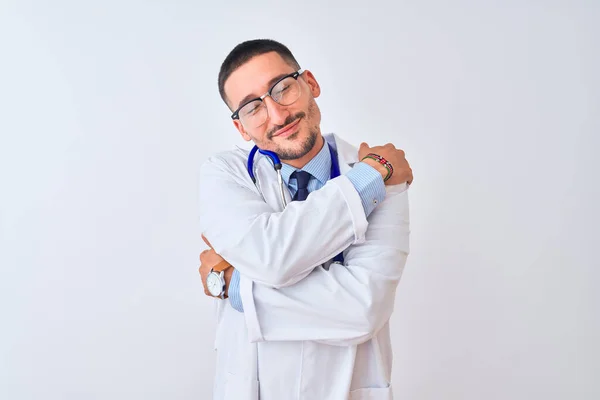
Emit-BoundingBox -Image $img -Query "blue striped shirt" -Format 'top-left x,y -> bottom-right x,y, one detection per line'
228,140 -> 385,312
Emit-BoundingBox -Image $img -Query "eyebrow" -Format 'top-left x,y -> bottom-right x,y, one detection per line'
235,72 -> 291,110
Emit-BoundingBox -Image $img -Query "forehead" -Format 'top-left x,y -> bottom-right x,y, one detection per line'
224,52 -> 296,109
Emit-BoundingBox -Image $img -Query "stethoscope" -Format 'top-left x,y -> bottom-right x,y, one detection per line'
247,142 -> 345,264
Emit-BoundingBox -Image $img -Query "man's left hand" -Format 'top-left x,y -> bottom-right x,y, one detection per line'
199,235 -> 235,298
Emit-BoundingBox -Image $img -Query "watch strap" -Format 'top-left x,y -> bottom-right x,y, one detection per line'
212,260 -> 232,273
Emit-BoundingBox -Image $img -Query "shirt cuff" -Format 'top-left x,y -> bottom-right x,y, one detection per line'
228,269 -> 244,312
345,162 -> 386,217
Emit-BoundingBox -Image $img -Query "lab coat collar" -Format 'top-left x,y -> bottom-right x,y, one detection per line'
324,133 -> 359,175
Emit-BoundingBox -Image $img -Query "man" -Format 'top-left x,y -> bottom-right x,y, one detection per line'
197,39 -> 413,400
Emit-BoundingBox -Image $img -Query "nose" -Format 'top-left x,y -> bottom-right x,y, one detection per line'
263,96 -> 290,126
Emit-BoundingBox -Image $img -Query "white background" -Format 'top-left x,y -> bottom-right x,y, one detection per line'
1,1 -> 598,399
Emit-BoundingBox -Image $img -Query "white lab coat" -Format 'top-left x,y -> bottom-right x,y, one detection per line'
198,133 -> 410,400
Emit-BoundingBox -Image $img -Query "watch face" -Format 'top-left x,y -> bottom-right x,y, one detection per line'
206,272 -> 223,297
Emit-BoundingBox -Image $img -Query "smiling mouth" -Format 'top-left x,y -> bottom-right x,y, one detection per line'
273,118 -> 301,137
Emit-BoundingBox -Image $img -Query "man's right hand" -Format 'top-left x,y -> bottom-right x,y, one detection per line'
359,142 -> 413,186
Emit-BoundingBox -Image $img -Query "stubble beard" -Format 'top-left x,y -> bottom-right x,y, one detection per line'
267,101 -> 320,161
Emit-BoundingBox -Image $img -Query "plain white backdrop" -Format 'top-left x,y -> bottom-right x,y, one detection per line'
1,0 -> 598,399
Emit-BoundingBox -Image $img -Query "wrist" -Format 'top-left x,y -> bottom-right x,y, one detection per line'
361,158 -> 387,181
361,154 -> 394,182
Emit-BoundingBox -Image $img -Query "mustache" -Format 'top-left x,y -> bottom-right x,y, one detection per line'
266,111 -> 305,139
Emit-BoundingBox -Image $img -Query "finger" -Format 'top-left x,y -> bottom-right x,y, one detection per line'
359,142 -> 369,152
201,234 -> 213,249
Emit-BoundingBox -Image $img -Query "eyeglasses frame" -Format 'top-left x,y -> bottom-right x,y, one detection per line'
230,69 -> 304,122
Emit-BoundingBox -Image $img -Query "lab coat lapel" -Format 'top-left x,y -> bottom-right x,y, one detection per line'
330,133 -> 359,175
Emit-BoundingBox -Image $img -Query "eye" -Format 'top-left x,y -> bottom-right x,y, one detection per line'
273,85 -> 290,97
242,101 -> 262,116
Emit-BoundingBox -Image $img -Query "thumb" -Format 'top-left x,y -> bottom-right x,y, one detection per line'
201,234 -> 213,249
359,142 -> 369,153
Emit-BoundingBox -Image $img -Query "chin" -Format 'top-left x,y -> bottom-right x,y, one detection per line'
275,127 -> 318,160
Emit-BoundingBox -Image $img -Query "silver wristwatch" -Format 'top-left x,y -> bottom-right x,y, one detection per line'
206,260 -> 231,299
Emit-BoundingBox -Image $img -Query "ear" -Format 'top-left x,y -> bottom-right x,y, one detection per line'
233,119 -> 252,141
302,70 -> 321,98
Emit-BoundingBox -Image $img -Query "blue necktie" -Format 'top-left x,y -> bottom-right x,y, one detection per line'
292,170 -> 312,201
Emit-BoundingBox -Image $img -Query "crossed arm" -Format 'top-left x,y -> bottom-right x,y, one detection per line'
198,155 -> 410,345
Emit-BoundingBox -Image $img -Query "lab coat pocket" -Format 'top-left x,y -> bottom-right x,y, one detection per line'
223,372 -> 259,400
349,384 -> 393,400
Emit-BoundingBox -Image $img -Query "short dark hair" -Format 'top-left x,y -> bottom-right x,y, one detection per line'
218,39 -> 301,108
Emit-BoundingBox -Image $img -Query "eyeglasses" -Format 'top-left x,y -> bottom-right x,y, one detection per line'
231,70 -> 303,128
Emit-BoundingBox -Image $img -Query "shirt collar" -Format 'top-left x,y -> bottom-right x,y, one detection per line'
280,140 -> 332,186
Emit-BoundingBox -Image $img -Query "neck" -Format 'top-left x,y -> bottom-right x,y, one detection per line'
282,135 -> 325,169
